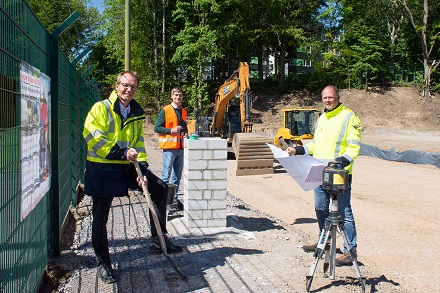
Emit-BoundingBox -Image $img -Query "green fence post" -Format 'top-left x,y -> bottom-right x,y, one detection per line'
70,49 -> 90,207
50,11 -> 80,258
81,65 -> 95,79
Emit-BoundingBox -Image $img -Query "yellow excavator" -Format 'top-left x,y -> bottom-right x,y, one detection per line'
187,62 -> 274,176
273,108 -> 320,150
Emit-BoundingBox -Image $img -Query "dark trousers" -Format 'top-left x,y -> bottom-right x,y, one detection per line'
91,170 -> 168,264
92,196 -> 113,264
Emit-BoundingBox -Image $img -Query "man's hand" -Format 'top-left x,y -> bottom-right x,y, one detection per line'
286,146 -> 296,156
126,148 -> 138,162
136,175 -> 147,188
171,125 -> 183,135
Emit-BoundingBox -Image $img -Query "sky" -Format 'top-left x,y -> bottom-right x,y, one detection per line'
89,0 -> 105,14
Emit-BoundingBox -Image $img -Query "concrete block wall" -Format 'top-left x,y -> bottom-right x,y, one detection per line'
183,137 -> 228,229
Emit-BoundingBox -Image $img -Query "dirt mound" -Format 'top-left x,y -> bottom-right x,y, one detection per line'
252,86 -> 440,132
251,86 -> 440,152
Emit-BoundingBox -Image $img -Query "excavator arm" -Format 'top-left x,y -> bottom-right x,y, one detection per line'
187,62 -> 274,176
211,62 -> 252,139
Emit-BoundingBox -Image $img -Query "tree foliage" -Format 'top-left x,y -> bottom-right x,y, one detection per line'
28,0 -> 103,60
28,0 -> 440,116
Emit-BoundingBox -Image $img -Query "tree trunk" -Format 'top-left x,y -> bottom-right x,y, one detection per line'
278,35 -> 287,88
402,0 -> 433,98
257,48 -> 263,83
151,0 -> 161,107
365,68 -> 369,92
162,0 -> 167,98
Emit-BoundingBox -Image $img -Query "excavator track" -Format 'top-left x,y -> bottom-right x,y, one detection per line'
232,133 -> 274,176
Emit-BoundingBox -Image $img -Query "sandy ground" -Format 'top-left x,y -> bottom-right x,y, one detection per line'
226,134 -> 440,292
225,85 -> 440,292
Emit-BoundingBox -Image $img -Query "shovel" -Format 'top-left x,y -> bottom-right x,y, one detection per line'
133,161 -> 186,280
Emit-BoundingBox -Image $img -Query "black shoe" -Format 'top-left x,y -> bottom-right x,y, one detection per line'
169,200 -> 184,212
98,262 -> 119,284
150,235 -> 184,254
177,200 -> 184,211
169,204 -> 179,213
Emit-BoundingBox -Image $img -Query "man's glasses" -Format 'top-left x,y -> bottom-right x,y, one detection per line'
119,83 -> 138,90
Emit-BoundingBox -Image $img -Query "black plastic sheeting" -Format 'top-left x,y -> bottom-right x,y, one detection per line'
360,143 -> 440,168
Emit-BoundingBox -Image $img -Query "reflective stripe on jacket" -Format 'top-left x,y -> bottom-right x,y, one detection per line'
83,91 -> 147,164
158,104 -> 187,149
304,104 -> 362,174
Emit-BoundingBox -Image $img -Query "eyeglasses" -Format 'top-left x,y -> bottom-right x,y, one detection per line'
119,83 -> 138,90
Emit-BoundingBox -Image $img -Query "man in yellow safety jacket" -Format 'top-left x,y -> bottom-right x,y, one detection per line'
83,71 -> 183,284
287,85 -> 362,266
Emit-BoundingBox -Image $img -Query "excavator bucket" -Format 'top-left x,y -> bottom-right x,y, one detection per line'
232,133 -> 274,176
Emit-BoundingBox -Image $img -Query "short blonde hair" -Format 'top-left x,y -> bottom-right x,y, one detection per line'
116,71 -> 139,86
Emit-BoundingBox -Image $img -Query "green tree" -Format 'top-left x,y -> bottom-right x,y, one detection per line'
341,24 -> 386,90
28,0 -> 103,60
172,0 -> 226,114
271,0 -> 324,88
400,0 -> 440,97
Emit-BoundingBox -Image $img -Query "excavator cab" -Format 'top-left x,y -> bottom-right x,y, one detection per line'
225,105 -> 242,140
274,108 -> 319,150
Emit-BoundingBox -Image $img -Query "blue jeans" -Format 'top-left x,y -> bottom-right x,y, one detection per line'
314,181 -> 357,252
161,149 -> 184,203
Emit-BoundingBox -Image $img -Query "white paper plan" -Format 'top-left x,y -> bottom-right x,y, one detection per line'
267,144 -> 329,191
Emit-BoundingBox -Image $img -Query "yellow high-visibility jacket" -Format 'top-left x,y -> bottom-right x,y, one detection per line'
304,104 -> 362,174
83,91 -> 147,164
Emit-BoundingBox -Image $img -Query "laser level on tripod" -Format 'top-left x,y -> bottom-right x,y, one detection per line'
305,161 -> 366,292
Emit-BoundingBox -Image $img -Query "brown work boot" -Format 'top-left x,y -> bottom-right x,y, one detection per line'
335,253 -> 353,266
302,242 -> 318,252
303,240 -> 331,252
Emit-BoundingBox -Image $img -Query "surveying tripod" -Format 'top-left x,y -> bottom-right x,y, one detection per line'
305,162 -> 366,292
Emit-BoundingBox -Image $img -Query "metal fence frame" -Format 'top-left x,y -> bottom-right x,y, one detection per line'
0,2 -> 101,292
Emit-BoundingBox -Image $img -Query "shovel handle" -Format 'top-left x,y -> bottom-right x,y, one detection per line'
133,161 -> 186,279
133,162 -> 168,255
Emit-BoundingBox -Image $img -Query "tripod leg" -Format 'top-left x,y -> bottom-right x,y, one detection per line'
323,245 -> 330,277
339,223 -> 366,292
329,223 -> 337,279
306,228 -> 332,292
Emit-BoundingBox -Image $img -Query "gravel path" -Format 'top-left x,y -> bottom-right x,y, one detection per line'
47,137 -> 409,293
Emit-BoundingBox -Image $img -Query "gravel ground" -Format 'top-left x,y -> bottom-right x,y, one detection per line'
45,137 -> 408,293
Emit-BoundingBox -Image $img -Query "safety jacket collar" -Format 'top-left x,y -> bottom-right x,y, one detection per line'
324,103 -> 343,118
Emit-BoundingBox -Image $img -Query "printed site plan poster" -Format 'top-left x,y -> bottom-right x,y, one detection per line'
20,62 -> 51,220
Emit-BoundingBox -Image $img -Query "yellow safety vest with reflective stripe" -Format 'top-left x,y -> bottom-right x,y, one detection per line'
83,91 -> 147,164
304,104 -> 362,174
158,104 -> 187,149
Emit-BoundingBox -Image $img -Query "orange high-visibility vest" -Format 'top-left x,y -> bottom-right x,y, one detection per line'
158,104 -> 187,149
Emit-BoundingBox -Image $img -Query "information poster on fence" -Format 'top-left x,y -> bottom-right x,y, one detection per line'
20,62 -> 51,220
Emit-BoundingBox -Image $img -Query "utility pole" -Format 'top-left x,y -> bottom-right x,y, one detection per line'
125,0 -> 131,70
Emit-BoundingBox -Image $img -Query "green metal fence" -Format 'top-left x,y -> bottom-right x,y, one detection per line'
0,1 -> 101,292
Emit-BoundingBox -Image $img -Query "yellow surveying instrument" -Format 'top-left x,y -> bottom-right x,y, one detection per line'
305,161 -> 366,292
